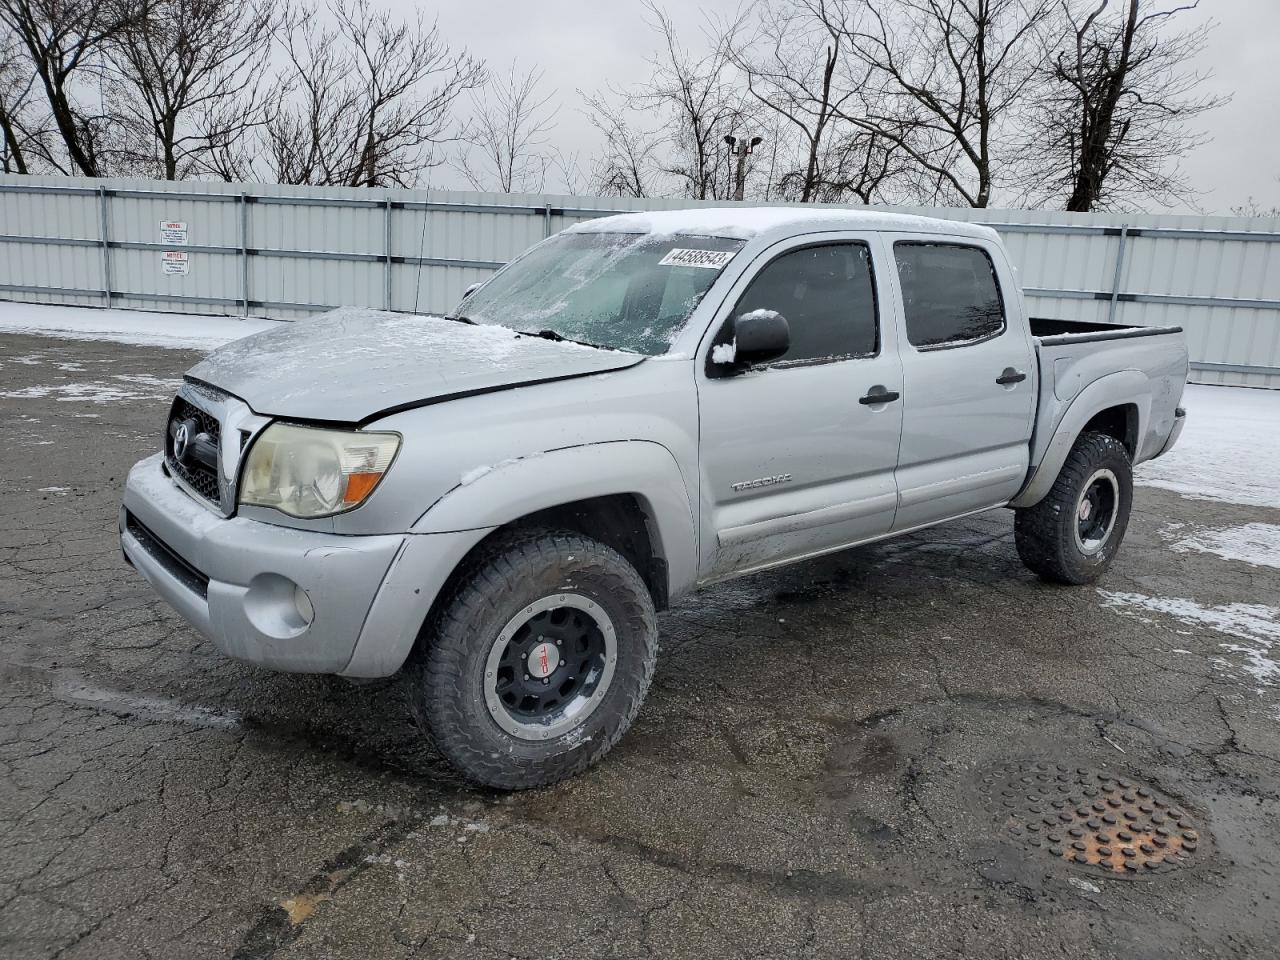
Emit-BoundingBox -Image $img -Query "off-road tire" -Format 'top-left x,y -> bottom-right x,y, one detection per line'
1015,431 -> 1133,585
406,528 -> 658,790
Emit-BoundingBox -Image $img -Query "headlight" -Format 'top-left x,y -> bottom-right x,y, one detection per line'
239,423 -> 400,518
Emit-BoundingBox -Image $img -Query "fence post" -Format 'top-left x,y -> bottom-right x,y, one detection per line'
1107,224 -> 1130,324
240,192 -> 250,317
97,186 -> 112,305
384,197 -> 393,310
543,202 -> 552,238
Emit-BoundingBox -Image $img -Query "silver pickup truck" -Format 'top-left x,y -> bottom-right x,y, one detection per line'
120,208 -> 1188,788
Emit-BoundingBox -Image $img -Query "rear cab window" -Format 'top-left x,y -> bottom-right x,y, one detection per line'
894,242 -> 1006,349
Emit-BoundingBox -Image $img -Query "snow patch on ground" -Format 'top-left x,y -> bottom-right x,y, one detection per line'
56,680 -> 242,729
363,853 -> 411,869
1137,384 -> 1280,510
0,350 -> 119,373
0,301 -> 280,350
1098,590 -> 1280,687
1,375 -> 183,404
1170,522 -> 1280,570
334,798 -> 413,820
422,811 -> 492,843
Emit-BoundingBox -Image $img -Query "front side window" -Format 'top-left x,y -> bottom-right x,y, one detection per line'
894,242 -> 1006,349
455,232 -> 744,355
727,243 -> 879,364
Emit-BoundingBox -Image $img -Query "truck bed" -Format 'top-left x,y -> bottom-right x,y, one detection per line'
1027,316 -> 1188,474
1029,316 -> 1183,345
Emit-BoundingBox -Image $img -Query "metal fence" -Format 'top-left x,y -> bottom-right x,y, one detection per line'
2,173 -> 1279,388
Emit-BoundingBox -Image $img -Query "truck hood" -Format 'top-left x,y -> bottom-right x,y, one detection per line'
186,308 -> 644,424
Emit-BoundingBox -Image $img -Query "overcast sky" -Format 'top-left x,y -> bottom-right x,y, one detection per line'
422,0 -> 1279,214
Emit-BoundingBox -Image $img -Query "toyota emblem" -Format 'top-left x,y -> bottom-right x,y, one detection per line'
172,420 -> 192,461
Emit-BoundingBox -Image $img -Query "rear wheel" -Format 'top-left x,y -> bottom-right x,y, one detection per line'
407,529 -> 658,789
1015,431 -> 1133,585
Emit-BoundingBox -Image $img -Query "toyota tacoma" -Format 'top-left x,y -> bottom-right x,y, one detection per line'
120,208 -> 1189,788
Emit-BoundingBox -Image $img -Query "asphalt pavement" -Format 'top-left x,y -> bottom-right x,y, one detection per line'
2,331 -> 1277,959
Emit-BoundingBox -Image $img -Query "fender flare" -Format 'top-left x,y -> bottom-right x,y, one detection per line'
341,440 -> 697,678
414,439 -> 698,595
1009,370 -> 1151,509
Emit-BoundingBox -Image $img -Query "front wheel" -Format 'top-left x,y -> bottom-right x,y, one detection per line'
1014,431 -> 1133,585
407,529 -> 658,789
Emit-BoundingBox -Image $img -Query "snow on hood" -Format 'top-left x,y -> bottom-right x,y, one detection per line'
186,308 -> 643,424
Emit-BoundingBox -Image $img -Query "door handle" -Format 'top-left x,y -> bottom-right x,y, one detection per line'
996,368 -> 1027,385
859,388 -> 900,405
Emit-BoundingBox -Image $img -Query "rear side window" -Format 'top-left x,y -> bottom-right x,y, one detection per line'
730,243 -> 878,364
894,242 -> 1005,349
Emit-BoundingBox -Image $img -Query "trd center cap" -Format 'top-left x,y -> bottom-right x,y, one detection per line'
528,641 -> 559,679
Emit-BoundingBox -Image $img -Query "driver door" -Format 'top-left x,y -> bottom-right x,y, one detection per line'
696,236 -> 904,582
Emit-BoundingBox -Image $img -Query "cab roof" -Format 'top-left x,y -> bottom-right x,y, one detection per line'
566,206 -> 1000,244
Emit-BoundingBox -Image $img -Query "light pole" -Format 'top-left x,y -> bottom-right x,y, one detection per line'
724,134 -> 764,202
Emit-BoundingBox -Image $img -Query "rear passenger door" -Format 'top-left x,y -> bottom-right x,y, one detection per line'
888,237 -> 1037,531
697,237 -> 903,581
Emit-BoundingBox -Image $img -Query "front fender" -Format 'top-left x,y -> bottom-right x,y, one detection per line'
413,439 -> 698,598
1010,370 -> 1151,509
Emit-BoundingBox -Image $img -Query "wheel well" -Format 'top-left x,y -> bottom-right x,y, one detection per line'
1081,404 -> 1138,458
440,494 -> 669,615
510,494 -> 668,609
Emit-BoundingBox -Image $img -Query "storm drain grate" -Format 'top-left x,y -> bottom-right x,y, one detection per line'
982,761 -> 1203,876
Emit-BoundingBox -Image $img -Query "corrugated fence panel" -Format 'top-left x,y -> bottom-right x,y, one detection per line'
1,174 -> 1278,387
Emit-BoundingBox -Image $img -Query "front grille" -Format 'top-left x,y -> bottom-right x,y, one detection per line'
125,511 -> 209,598
166,394 -> 222,507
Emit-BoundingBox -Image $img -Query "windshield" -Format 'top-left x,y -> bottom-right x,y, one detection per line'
454,232 -> 745,355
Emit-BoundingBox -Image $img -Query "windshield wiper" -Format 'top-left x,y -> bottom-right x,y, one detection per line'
442,313 -> 475,324
520,328 -> 613,351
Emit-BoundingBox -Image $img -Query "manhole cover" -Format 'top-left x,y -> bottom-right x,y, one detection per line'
982,761 -> 1204,876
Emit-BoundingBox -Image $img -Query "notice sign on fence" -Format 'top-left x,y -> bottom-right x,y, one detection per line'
162,251 -> 190,276
159,220 -> 188,245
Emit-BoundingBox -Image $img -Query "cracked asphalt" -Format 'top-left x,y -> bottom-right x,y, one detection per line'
2,330 -> 1278,960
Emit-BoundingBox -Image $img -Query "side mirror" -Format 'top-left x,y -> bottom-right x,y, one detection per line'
461,281 -> 483,299
728,309 -> 790,366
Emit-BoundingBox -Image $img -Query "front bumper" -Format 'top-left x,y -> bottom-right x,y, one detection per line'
121,453 -> 409,674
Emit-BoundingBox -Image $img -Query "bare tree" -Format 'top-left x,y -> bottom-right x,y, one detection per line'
455,63 -> 556,193
1230,194 -> 1280,219
628,1 -> 755,200
268,0 -> 485,187
548,145 -> 587,195
263,8 -> 351,185
0,26 -> 46,172
805,128 -> 910,203
1,0 -> 139,176
734,0 -> 853,202
818,0 -> 1055,207
582,89 -> 657,198
106,0 -> 275,180
734,0 -> 914,204
1020,0 -> 1224,211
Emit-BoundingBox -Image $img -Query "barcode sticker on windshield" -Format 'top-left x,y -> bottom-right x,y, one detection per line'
659,248 -> 734,269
